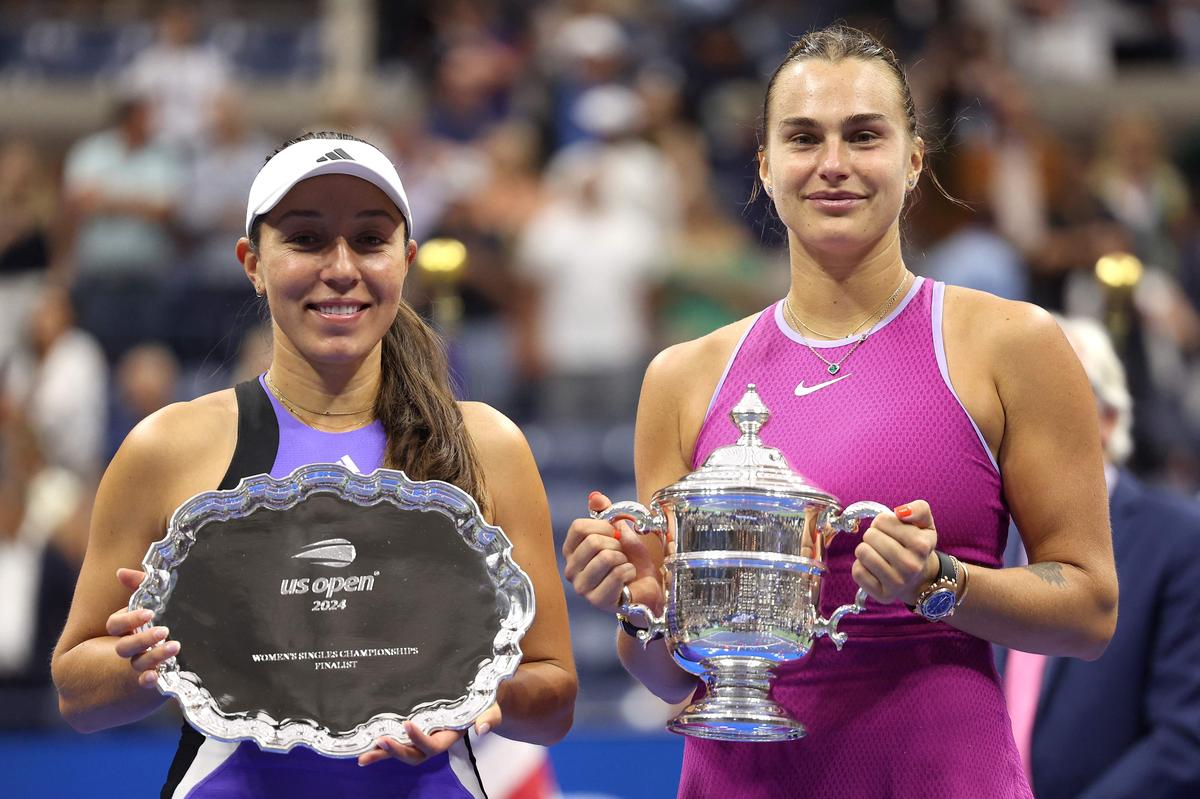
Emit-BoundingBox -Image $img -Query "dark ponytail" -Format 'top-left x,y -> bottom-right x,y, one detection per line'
376,302 -> 489,512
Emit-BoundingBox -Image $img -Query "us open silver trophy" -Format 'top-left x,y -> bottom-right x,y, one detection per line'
598,384 -> 887,742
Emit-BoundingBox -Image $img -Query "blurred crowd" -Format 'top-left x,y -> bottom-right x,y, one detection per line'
2,0 -> 1200,731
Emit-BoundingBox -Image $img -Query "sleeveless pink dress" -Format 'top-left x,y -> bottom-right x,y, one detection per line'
681,278 -> 1032,798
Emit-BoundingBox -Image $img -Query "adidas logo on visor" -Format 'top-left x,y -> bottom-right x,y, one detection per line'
315,148 -> 356,163
292,538 -> 357,567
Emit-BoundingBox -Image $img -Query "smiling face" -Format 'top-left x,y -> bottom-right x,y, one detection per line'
238,173 -> 416,368
759,57 -> 923,261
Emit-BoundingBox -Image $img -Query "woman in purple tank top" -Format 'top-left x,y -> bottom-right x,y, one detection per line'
563,25 -> 1117,799
52,133 -> 576,797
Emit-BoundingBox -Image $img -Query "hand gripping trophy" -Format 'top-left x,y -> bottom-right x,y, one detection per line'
597,384 -> 887,742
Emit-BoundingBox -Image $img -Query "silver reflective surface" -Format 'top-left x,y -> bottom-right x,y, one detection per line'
129,463 -> 535,757
601,384 -> 885,741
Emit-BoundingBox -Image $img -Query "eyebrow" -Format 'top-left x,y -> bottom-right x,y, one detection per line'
777,113 -> 890,130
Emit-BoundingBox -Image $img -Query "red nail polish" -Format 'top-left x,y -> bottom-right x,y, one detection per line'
613,528 -> 621,541
588,491 -> 601,501
895,504 -> 912,519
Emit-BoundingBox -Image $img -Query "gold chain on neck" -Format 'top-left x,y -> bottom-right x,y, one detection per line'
783,272 -> 911,376
264,371 -> 375,426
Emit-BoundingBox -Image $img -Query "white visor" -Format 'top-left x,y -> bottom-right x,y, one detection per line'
244,137 -> 414,239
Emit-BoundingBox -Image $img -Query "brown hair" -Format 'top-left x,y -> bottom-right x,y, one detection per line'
250,132 -> 489,511
754,24 -> 956,206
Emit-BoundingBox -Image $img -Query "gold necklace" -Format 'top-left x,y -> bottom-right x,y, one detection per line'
783,272 -> 910,376
264,371 -> 375,421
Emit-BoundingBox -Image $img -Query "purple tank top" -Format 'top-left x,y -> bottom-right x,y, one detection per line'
680,279 -> 1032,798
260,373 -> 388,480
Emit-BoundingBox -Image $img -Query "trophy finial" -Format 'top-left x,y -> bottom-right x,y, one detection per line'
731,384 -> 770,443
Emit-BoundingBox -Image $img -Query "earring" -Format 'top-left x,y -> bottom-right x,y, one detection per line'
765,185 -> 774,197
906,176 -> 917,190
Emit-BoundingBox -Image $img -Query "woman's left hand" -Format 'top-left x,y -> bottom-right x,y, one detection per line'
357,703 -> 502,767
851,500 -> 939,605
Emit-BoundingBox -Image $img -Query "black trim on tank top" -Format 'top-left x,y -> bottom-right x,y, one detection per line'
161,378 -> 280,797
218,378 -> 280,491
464,734 -> 490,799
160,724 -> 205,799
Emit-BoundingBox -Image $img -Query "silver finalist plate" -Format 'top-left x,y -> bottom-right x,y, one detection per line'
128,463 -> 535,757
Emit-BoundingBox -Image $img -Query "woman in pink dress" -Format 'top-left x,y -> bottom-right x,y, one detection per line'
562,25 -> 1117,798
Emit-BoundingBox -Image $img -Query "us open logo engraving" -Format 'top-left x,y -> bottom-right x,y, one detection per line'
292,538 -> 356,567
280,538 -> 379,599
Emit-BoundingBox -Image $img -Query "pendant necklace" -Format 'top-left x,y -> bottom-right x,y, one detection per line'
783,272 -> 910,375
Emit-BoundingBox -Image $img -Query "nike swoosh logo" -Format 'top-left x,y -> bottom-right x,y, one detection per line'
794,373 -> 852,397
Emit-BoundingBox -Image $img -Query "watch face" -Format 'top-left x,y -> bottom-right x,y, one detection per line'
921,589 -> 957,620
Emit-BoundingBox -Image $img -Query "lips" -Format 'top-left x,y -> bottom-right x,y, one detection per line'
806,191 -> 866,213
807,191 -> 864,201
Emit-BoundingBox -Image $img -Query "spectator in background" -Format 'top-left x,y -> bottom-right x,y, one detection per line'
515,139 -> 661,424
4,286 -> 107,479
63,94 -> 182,361
546,84 -> 682,234
654,133 -> 781,346
442,121 -> 547,415
0,403 -> 82,729
172,89 -> 271,364
1003,315 -> 1200,798
543,13 -> 632,149
1089,110 -> 1190,276
0,139 -> 57,366
105,342 -> 180,462
119,2 -> 230,158
1004,0 -> 1119,84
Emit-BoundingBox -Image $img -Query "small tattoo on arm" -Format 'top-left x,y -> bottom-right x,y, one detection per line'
1025,562 -> 1068,588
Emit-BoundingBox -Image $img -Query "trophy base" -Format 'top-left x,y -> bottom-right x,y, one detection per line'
667,656 -> 807,742
668,705 -> 806,742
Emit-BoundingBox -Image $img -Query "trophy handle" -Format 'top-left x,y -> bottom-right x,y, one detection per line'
812,501 -> 886,650
593,501 -> 668,542
618,585 -> 669,648
822,500 -> 891,537
814,587 -> 869,651
594,502 -> 670,648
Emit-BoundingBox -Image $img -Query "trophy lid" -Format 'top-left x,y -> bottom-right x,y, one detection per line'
659,384 -> 838,504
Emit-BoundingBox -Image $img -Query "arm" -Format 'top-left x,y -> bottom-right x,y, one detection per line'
51,402 -> 233,732
954,301 -> 1117,657
852,296 -> 1118,658
617,346 -> 706,701
466,403 -> 577,744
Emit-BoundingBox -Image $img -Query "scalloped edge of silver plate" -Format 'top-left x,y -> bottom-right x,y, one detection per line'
128,463 -> 535,757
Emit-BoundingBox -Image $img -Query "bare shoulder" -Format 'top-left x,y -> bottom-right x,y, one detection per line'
942,285 -> 1067,364
118,389 -> 238,470
644,315 -> 758,397
89,388 -> 239,561
458,400 -> 528,458
942,284 -> 1091,436
637,313 -> 761,492
106,389 -> 239,519
457,401 -> 545,523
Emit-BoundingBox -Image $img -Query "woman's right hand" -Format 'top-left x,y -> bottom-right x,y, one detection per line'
106,567 -> 179,690
562,492 -> 664,614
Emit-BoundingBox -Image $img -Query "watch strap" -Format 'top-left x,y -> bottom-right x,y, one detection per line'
910,550 -> 960,620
